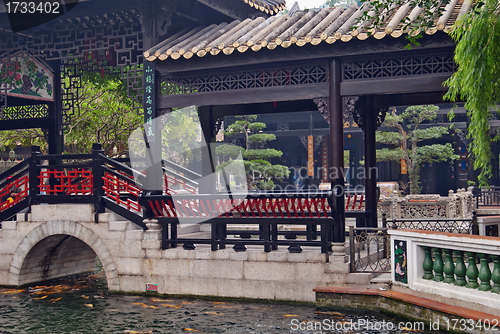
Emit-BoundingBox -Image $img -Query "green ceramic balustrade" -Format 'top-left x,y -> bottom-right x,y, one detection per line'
420,247 -> 500,294
492,255 -> 500,294
443,249 -> 455,284
465,252 -> 479,289
478,253 -> 492,291
433,248 -> 444,282
454,251 -> 467,287
422,247 -> 434,280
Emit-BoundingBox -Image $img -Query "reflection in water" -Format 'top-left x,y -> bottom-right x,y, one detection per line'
0,273 -> 443,333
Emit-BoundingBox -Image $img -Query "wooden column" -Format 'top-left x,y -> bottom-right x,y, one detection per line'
199,106 -> 216,194
48,61 -> 63,155
328,59 -> 345,243
362,96 -> 378,228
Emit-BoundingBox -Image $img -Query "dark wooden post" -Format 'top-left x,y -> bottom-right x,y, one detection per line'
29,145 -> 40,206
92,143 -> 104,223
199,106 -> 216,194
48,61 -> 63,155
362,97 -> 378,228
328,59 -> 345,243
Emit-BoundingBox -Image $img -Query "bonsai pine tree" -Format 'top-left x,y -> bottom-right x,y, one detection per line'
216,115 -> 289,190
376,105 -> 459,194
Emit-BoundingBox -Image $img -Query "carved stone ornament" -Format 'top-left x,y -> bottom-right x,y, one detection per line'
313,98 -> 329,124
313,96 -> 357,125
300,135 -> 324,151
352,107 -> 387,132
300,136 -> 308,150
343,96 -> 359,119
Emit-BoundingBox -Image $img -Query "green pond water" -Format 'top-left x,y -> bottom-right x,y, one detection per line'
0,273 -> 444,334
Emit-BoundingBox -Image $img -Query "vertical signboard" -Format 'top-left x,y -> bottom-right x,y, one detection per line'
143,60 -> 155,141
322,136 -> 328,182
308,135 -> 314,176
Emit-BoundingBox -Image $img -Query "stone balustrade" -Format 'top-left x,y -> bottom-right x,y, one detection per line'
388,229 -> 500,311
378,187 -> 474,220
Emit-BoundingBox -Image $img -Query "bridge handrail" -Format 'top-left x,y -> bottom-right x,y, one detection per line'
35,153 -> 93,160
162,159 -> 201,180
99,154 -> 146,184
162,166 -> 198,188
0,158 -> 31,184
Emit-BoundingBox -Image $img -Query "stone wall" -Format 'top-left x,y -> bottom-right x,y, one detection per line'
315,288 -> 498,334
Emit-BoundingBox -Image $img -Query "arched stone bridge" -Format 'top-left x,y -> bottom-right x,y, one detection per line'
0,204 -> 354,302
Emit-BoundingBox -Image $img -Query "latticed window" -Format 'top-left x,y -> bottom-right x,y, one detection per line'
162,64 -> 327,95
343,53 -> 455,80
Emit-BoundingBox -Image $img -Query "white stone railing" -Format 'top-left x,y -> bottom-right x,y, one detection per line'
388,229 -> 500,311
378,187 -> 474,219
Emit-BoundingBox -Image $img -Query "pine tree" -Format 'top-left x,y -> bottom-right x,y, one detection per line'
376,105 -> 459,194
216,115 -> 289,190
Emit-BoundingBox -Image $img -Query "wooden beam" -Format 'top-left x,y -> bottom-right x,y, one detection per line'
158,83 -> 328,109
371,91 -> 456,109
212,100 -> 319,118
0,118 -> 49,131
341,74 -> 451,96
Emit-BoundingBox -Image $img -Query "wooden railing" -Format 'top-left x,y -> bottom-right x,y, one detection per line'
141,191 -> 337,253
474,186 -> 500,207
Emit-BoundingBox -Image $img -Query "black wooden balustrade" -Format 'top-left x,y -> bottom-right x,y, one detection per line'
474,186 -> 500,207
140,191 -> 337,253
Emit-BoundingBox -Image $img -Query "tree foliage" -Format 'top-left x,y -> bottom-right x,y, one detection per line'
376,105 -> 459,194
160,110 -> 201,167
216,115 -> 289,190
445,0 -> 500,186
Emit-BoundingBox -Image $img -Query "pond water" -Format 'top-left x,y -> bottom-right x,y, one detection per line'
0,273 -> 444,333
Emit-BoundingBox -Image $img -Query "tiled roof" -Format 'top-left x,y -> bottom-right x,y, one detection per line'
240,0 -> 287,15
144,0 -> 471,61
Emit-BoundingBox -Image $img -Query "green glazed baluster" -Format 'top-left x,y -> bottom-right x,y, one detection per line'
433,248 -> 444,282
443,249 -> 455,284
454,251 -> 467,287
478,253 -> 492,291
492,255 -> 500,294
422,247 -> 434,280
466,252 -> 479,289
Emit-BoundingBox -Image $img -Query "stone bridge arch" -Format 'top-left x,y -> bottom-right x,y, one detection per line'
8,220 -> 119,290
